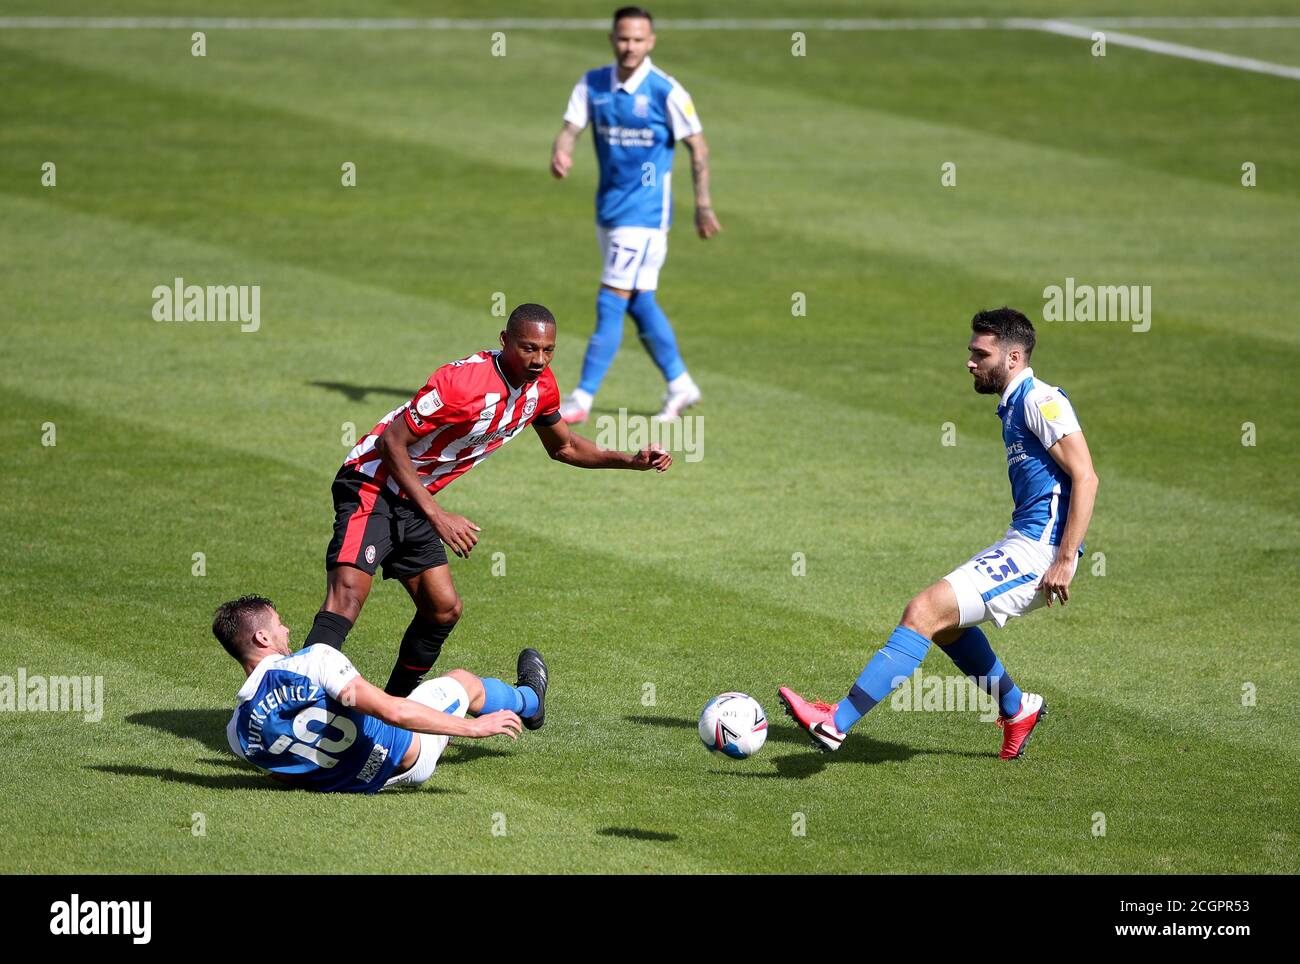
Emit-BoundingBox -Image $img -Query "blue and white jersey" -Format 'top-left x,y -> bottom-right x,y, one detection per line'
226,644 -> 413,794
563,57 -> 703,230
996,367 -> 1084,548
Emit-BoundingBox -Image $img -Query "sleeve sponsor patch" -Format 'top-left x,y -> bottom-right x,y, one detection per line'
1037,398 -> 1062,421
683,97 -> 696,118
416,388 -> 444,417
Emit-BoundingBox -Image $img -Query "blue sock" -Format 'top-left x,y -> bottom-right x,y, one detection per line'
941,627 -> 1023,718
577,289 -> 629,396
627,290 -> 686,382
479,678 -> 539,717
833,626 -> 932,734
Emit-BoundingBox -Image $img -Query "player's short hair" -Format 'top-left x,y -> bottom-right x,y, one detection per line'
506,303 -> 556,337
971,307 -> 1036,360
613,5 -> 653,28
212,595 -> 275,661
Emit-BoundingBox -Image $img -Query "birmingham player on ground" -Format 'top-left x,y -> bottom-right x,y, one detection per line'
551,5 -> 720,425
216,595 -> 546,793
780,309 -> 1100,759
300,303 -> 672,700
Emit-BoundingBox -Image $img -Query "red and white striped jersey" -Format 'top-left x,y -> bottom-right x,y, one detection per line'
342,351 -> 562,497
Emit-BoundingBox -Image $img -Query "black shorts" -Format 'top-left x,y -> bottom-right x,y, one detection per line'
325,468 -> 448,580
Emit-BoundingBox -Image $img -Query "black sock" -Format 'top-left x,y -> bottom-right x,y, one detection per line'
304,610 -> 354,651
384,614 -> 457,697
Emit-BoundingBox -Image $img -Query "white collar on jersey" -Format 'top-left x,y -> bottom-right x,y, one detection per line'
611,56 -> 654,94
997,366 -> 1035,410
235,653 -> 281,703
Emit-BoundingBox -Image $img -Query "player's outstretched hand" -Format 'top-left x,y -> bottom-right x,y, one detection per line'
551,149 -> 573,179
695,206 -> 721,239
433,511 -> 482,558
1040,559 -> 1073,607
468,710 -> 523,740
632,445 -> 672,473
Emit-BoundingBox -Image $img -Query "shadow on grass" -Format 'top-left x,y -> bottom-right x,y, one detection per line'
89,763 -> 289,791
90,763 -> 463,795
442,742 -> 512,763
309,380 -> 412,403
128,709 -> 232,755
597,827 -> 679,842
624,713 -> 811,748
625,713 -> 992,778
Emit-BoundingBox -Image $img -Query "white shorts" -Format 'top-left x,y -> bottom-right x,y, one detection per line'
383,676 -> 471,789
597,225 -> 668,291
943,528 -> 1077,629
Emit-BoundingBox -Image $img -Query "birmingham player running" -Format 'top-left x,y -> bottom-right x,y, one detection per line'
550,5 -> 720,424
215,596 -> 546,793
301,303 -> 671,698
780,309 -> 1100,759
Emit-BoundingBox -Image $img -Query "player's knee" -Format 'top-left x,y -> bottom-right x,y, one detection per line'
899,597 -> 932,635
324,579 -> 368,622
433,596 -> 462,625
447,669 -> 483,707
325,566 -> 371,618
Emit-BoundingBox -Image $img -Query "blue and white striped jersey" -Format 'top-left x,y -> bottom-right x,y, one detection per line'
563,57 -> 703,229
226,644 -> 413,794
996,367 -> 1084,548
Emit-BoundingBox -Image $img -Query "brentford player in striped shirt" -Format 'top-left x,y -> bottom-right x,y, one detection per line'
303,303 -> 671,709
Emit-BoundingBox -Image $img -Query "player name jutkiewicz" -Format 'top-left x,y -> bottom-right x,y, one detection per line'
152,276 -> 260,332
0,668 -> 104,722
50,894 -> 151,944
1042,277 -> 1151,333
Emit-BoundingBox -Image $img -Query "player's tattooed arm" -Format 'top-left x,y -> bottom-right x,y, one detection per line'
681,133 -> 721,239
377,417 -> 481,558
1041,432 -> 1100,606
342,676 -> 521,740
534,419 -> 672,472
551,121 -> 583,179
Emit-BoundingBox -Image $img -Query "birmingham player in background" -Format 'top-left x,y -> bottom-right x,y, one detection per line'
780,308 -> 1100,759
300,303 -> 671,701
216,596 -> 544,793
551,5 -> 720,425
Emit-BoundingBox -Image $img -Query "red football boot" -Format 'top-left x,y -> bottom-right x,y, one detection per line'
997,692 -> 1047,760
777,686 -> 846,752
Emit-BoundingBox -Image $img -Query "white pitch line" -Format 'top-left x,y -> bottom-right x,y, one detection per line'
2,15 -> 1298,82
1057,17 -> 1300,29
1035,19 -> 1300,82
2,15 -> 1300,31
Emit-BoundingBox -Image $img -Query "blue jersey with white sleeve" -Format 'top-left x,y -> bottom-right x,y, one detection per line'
563,57 -> 703,229
226,644 -> 413,794
996,367 -> 1084,548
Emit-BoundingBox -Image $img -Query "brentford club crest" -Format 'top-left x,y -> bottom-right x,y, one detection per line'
365,545 -> 376,565
523,398 -> 537,418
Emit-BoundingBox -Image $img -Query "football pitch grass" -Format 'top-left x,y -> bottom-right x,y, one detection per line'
1,1 -> 1297,874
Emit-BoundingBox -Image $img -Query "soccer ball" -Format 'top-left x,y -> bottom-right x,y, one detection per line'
698,692 -> 768,759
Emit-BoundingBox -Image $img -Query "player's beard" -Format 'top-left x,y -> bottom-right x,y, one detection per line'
972,360 -> 1008,395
